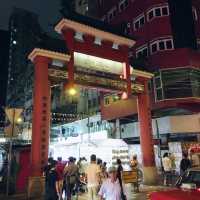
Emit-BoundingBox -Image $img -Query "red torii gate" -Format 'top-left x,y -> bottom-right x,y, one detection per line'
28,17 -> 157,197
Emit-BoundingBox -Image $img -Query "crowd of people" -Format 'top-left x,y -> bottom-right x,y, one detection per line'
162,152 -> 192,186
44,151 -> 196,199
43,154 -> 139,200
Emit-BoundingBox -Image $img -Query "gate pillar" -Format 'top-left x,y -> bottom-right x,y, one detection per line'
28,56 -> 51,198
137,80 -> 157,185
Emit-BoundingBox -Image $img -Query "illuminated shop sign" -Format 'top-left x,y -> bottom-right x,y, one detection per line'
74,52 -> 124,75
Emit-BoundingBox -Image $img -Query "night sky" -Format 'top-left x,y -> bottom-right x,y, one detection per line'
0,0 -> 61,32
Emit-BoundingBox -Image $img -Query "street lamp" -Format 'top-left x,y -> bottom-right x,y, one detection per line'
16,117 -> 23,124
64,82 -> 77,96
68,87 -> 77,96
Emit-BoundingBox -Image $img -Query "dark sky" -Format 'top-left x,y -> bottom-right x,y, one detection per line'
0,0 -> 61,33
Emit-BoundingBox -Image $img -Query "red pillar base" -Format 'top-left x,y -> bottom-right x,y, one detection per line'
143,166 -> 158,185
27,176 -> 45,199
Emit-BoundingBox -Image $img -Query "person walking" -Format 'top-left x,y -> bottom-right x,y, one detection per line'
102,162 -> 108,180
169,153 -> 176,172
116,159 -> 123,187
43,157 -> 54,177
45,160 -> 59,200
77,157 -> 87,175
63,157 -> 79,200
99,166 -> 126,200
180,153 -> 191,176
56,157 -> 65,200
162,152 -> 172,186
85,154 -> 101,200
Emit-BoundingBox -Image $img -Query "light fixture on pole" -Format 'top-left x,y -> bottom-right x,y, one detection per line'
64,82 -> 77,96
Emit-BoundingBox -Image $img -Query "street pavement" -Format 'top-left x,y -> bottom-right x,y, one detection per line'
0,184 -> 169,200
76,184 -> 169,200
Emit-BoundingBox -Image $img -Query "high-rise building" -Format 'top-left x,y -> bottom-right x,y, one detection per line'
1,6 -> 102,142
95,0 -> 200,143
0,30 -> 9,131
60,0 -> 89,16
60,0 -> 100,18
6,7 -> 41,108
75,0 -> 89,15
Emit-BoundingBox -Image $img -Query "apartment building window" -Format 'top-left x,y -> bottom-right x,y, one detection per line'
119,0 -> 129,12
147,5 -> 169,21
155,8 -> 161,17
166,40 -> 173,49
151,43 -> 157,53
150,38 -> 173,54
148,10 -> 154,20
154,71 -> 164,101
159,41 -> 165,50
136,45 -> 148,58
133,14 -> 145,31
108,7 -> 117,21
125,22 -> 131,35
101,16 -> 106,22
162,7 -> 169,15
192,7 -> 198,21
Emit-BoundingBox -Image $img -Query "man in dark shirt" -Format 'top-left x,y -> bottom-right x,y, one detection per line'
116,159 -> 123,187
45,160 -> 58,200
180,153 -> 191,176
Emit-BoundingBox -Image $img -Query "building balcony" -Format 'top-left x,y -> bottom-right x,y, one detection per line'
101,67 -> 200,121
152,67 -> 200,112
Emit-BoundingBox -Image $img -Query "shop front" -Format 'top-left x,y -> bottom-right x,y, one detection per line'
189,144 -> 200,167
49,130 -> 130,169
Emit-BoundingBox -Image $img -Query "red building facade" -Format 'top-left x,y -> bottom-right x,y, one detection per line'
97,0 -> 200,116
